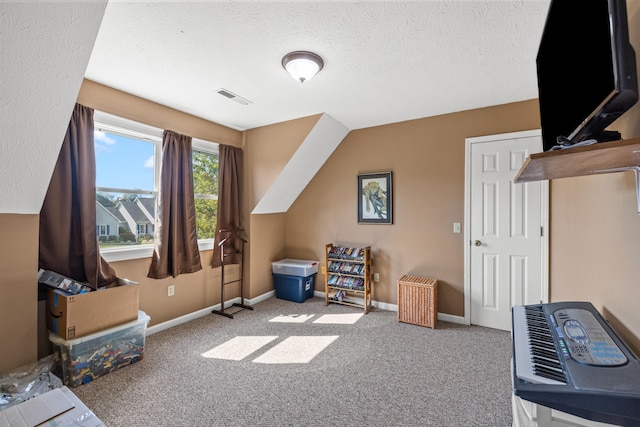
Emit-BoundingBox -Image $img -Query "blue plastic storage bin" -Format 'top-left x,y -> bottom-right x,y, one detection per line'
273,273 -> 316,303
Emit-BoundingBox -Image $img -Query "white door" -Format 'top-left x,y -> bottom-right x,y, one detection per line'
464,131 -> 548,331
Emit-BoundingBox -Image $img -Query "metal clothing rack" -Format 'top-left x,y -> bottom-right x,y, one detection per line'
212,228 -> 253,319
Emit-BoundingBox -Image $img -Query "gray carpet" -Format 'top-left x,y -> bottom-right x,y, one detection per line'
73,296 -> 513,426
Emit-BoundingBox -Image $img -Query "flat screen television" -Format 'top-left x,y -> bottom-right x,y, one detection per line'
537,0 -> 639,151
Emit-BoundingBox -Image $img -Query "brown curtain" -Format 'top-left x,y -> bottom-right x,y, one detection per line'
212,144 -> 243,268
148,130 -> 202,279
39,103 -> 116,288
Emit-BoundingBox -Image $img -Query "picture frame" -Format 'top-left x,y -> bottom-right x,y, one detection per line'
358,172 -> 393,224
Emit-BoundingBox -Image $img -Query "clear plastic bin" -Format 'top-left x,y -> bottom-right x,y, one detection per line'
271,259 -> 319,277
49,311 -> 150,387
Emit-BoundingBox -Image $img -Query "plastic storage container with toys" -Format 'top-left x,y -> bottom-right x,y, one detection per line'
49,311 -> 150,387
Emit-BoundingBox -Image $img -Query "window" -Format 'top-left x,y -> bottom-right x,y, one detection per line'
94,111 -> 218,260
192,143 -> 219,240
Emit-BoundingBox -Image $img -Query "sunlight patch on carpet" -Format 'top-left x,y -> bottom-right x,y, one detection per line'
252,335 -> 339,364
201,336 -> 278,360
313,313 -> 363,324
269,314 -> 315,323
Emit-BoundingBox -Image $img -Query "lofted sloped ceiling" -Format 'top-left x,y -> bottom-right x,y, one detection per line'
252,114 -> 349,214
1,2 -> 107,214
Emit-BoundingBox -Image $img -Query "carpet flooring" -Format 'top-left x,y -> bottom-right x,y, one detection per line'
73,296 -> 514,426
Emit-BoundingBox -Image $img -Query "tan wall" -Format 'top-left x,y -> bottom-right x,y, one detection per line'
276,100 -> 541,316
0,214 -> 39,372
78,79 -> 242,148
243,115 -> 322,297
100,252 -> 239,326
248,213 -> 287,296
550,173 -> 640,353
244,114 -> 321,209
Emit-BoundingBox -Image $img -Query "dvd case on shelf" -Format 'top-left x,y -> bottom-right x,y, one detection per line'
38,269 -> 94,295
324,243 -> 372,313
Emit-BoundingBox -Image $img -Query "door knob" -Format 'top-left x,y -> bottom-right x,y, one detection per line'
474,240 -> 482,246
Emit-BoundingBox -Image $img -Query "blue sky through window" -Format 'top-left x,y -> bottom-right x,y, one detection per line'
95,131 -> 154,191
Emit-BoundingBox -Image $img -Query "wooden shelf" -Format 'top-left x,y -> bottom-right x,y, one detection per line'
325,243 -> 372,313
327,258 -> 365,264
327,285 -> 366,292
515,137 -> 640,183
325,299 -> 368,310
327,273 -> 364,279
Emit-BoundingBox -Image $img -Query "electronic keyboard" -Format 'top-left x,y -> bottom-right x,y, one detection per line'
511,301 -> 640,426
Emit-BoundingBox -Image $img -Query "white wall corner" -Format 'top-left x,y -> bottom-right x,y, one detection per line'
0,2 -> 108,214
252,113 -> 349,214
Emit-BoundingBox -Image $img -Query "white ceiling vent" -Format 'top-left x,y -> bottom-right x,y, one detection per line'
216,88 -> 252,106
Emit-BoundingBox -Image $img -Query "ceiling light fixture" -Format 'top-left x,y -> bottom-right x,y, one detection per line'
282,51 -> 324,83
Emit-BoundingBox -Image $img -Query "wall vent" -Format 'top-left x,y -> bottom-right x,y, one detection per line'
215,88 -> 252,106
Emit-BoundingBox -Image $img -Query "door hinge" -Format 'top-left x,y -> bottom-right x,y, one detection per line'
540,226 -> 544,237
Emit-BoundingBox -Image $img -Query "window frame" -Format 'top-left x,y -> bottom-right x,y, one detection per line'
94,111 -> 218,262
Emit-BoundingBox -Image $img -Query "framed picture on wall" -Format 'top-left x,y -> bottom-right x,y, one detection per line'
358,171 -> 393,224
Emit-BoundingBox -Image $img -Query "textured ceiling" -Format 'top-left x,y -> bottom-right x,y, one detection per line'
86,1 -> 551,132
1,1 -> 107,214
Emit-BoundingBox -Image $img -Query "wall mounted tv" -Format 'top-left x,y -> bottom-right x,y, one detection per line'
537,0 -> 639,151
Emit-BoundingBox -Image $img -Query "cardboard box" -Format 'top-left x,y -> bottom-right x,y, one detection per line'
47,278 -> 139,340
273,273 -> 316,303
0,386 -> 105,427
272,259 -> 319,277
50,311 -> 149,387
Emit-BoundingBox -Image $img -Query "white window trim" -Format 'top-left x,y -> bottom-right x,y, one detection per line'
94,111 -> 218,262
102,240 -> 214,263
193,138 -> 219,155
94,111 -> 163,142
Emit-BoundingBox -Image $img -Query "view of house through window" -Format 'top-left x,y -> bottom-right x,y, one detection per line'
94,112 -> 218,251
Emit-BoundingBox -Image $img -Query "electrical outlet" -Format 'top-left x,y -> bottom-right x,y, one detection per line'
168,284 -> 175,297
373,273 -> 380,282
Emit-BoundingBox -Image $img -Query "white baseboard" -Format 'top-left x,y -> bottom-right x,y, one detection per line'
314,290 -> 465,325
371,300 -> 465,324
437,312 -> 465,325
146,290 -> 275,336
148,290 -> 466,336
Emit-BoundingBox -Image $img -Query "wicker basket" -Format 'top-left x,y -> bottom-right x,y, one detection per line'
397,275 -> 438,329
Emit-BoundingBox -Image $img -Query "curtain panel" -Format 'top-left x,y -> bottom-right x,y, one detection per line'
148,130 -> 202,279
212,144 -> 244,268
39,103 -> 116,287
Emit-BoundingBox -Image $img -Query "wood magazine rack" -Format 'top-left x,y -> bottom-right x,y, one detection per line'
324,243 -> 372,313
